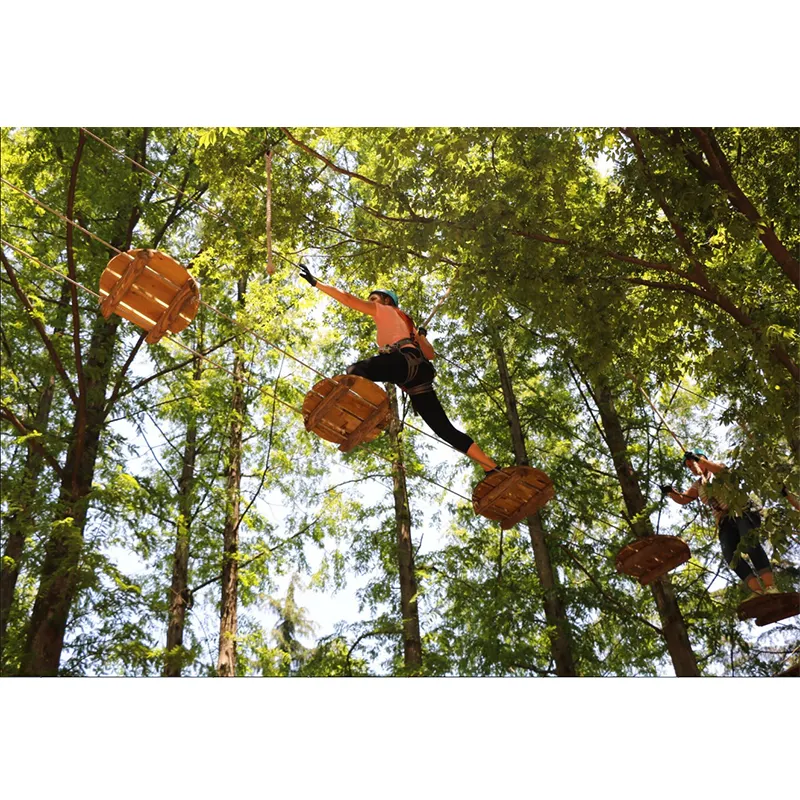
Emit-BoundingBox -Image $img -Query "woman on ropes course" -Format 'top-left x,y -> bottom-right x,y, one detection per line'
298,263 -> 498,472
661,450 -> 778,599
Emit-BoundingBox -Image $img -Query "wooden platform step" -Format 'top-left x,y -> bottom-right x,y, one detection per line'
302,374 -> 390,453
98,249 -> 200,344
615,535 -> 691,586
737,592 -> 800,627
472,466 -> 554,530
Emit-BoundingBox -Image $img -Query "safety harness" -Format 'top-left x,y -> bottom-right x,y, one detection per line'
379,337 -> 433,395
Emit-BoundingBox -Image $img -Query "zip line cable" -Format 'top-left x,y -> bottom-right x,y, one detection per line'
25,132 -> 768,486
1,240 -> 473,504
0,176 -> 484,463
75,130 -> 501,420
8,155 -> 790,499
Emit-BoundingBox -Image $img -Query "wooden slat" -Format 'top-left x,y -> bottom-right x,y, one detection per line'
99,250 -> 200,338
305,377 -> 355,433
474,470 -> 525,515
500,483 -> 556,529
738,592 -> 800,624
314,415 -> 348,445
146,278 -> 199,344
99,250 -> 150,319
638,549 -> 691,585
616,536 -> 690,580
122,282 -> 171,323
339,398 -> 389,452
145,250 -> 192,287
97,293 -> 159,330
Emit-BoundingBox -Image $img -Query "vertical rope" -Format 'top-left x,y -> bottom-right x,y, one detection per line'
421,277 -> 456,330
637,384 -> 686,452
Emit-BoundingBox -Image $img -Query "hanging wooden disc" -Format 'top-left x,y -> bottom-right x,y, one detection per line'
302,374 -> 390,453
776,662 -> 799,677
472,466 -> 554,530
99,249 -> 200,344
736,591 -> 800,627
615,535 -> 691,586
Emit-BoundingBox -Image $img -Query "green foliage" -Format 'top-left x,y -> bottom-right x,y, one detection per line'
2,127 -> 797,677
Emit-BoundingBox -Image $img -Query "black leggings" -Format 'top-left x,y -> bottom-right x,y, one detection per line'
346,350 -> 474,454
718,510 -> 771,582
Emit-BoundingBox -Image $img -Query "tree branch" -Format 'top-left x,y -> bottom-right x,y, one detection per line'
107,335 -> 235,414
188,517 -> 321,595
103,331 -> 147,417
558,542 -> 663,635
691,127 -> 800,290
0,404 -> 64,477
621,127 -> 708,283
0,249 -> 79,407
280,127 -> 385,189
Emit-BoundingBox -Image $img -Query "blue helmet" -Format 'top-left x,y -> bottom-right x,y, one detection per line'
682,449 -> 706,466
369,288 -> 398,307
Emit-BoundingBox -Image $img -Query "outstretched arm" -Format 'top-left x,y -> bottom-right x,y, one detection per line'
317,282 -> 376,316
697,455 -> 726,475
685,451 -> 726,475
782,485 -> 800,512
661,482 -> 700,506
298,263 -> 376,316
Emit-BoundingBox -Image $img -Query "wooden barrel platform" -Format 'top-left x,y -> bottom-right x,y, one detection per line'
615,535 -> 690,586
302,374 -> 390,453
472,466 -> 554,530
99,249 -> 200,344
736,592 -> 800,626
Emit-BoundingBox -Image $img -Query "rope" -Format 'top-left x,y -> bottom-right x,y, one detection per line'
1,239 -> 473,504
1,177 -> 487,465
635,382 -> 686,452
421,280 -> 456,330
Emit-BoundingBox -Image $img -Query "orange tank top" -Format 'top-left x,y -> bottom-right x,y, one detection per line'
317,282 -> 435,359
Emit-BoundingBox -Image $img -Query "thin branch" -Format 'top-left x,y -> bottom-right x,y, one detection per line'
345,627 -> 401,676
280,128 -> 385,189
136,421 -> 179,494
188,517 -> 321,595
559,542 -> 663,635
0,404 -> 64,477
0,249 -> 79,407
232,354 -> 285,537
103,331 -> 147,416
109,335 -> 235,410
691,127 -> 799,290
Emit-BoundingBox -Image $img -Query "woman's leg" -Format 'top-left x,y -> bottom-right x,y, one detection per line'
719,517 -> 761,591
736,514 -> 775,589
409,389 -> 497,470
346,351 -> 407,383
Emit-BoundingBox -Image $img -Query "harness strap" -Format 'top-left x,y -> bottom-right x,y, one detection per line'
404,381 -> 433,396
378,339 -> 429,389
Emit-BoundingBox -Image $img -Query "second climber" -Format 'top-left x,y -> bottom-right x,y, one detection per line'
661,450 -> 778,600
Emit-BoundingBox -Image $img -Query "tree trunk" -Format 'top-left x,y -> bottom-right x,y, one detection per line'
0,373 -> 56,667
2,265 -> 73,671
163,356 -> 201,677
20,313 -> 121,675
217,278 -> 247,677
592,376 -> 701,677
491,333 -> 577,676
386,387 -> 423,673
